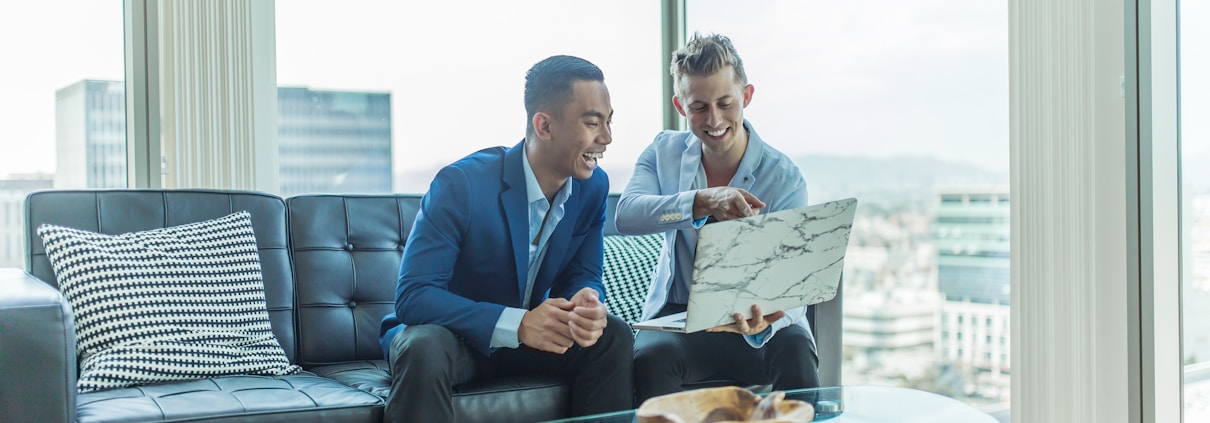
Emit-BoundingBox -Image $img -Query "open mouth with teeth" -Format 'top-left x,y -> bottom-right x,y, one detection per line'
705,127 -> 728,138
582,151 -> 603,167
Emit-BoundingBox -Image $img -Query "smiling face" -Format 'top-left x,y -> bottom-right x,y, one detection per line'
673,66 -> 753,154
532,79 -> 613,183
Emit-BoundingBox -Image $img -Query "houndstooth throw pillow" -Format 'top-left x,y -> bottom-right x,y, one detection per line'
601,233 -> 663,324
37,211 -> 301,393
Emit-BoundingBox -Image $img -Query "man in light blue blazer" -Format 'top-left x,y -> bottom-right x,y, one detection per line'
615,33 -> 820,404
379,55 -> 633,422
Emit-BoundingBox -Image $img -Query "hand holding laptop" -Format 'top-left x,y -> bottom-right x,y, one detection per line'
705,304 -> 786,335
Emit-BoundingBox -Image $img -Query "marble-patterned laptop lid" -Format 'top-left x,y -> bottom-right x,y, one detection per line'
688,197 -> 858,332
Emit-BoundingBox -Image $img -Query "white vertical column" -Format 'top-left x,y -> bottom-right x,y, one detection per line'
1010,0 -> 1129,422
158,0 -> 277,192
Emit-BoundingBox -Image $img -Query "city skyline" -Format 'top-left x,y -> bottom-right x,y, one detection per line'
2,0 -> 1020,178
48,79 -> 395,196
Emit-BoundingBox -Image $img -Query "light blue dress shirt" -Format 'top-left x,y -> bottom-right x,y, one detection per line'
489,147 -> 572,349
615,120 -> 812,350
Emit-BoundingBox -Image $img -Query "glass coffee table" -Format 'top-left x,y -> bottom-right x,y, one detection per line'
544,385 -> 998,422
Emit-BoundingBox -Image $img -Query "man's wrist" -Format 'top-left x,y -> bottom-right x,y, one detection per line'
744,326 -> 773,346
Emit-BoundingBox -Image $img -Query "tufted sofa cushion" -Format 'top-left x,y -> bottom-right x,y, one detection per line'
306,362 -> 571,423
286,195 -> 417,367
74,373 -> 383,423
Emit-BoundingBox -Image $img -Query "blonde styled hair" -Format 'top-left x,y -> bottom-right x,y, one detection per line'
670,32 -> 748,93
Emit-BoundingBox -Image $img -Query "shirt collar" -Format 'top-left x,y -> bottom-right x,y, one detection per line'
736,119 -> 765,175
521,146 -> 573,205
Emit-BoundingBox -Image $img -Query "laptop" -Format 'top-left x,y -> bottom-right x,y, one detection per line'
632,197 -> 858,333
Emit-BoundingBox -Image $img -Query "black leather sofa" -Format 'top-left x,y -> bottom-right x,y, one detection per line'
1,189 -> 842,423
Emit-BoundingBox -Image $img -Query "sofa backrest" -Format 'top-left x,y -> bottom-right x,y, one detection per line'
21,189 -> 840,386
284,193 -> 839,386
286,194 -> 420,368
23,189 -> 298,363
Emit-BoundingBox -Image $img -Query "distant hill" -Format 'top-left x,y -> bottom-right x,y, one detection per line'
794,155 -> 1008,215
392,154 -> 1009,214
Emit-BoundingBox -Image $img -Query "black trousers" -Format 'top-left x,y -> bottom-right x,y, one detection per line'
385,314 -> 634,422
632,303 -> 820,404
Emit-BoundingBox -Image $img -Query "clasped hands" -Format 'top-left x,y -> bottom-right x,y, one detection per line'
518,287 -> 608,354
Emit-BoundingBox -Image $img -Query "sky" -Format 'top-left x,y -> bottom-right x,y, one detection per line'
0,0 -> 1204,187
1,1 -> 124,176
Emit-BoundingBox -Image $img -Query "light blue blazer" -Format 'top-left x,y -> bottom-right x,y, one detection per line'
379,141 -> 609,358
614,121 -> 814,350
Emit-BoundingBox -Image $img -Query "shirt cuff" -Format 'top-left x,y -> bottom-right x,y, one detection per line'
742,313 -> 795,348
490,307 -> 526,349
743,326 -> 774,348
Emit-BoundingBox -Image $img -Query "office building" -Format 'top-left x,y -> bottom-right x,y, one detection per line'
0,176 -> 54,268
277,87 -> 392,196
54,81 -> 392,196
55,80 -> 127,189
933,190 -> 1011,397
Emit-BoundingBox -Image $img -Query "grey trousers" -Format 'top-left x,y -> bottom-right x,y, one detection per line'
632,303 -> 820,404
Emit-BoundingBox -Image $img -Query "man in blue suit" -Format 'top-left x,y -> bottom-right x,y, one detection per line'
379,55 -> 633,422
615,33 -> 820,403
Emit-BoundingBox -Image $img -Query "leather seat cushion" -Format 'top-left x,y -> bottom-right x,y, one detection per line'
309,360 -> 572,423
75,373 -> 383,423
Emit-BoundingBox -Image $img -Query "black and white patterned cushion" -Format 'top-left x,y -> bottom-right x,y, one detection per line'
37,211 -> 301,393
601,233 -> 664,324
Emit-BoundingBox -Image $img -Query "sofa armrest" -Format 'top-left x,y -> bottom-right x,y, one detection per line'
0,268 -> 76,423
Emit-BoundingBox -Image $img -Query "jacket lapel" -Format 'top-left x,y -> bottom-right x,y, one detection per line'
734,120 -> 763,190
501,142 -> 529,306
678,136 -> 701,193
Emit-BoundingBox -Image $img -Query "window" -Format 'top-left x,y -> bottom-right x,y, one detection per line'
1181,0 -> 1210,419
275,0 -> 664,196
0,0 -> 123,268
686,0 -> 1008,414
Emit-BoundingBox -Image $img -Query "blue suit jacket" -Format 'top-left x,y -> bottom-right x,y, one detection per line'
379,141 -> 609,357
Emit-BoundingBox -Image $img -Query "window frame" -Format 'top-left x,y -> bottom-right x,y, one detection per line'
119,0 -> 1190,420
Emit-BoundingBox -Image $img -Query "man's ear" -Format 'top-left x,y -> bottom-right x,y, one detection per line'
533,112 -> 553,140
742,84 -> 754,108
672,96 -> 688,117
